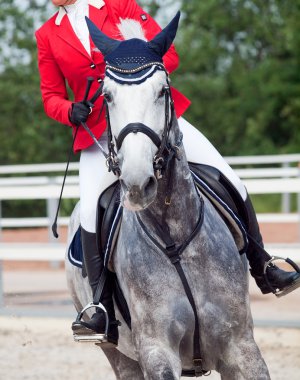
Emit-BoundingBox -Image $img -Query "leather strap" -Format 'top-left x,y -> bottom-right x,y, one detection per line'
116,123 -> 161,150
93,267 -> 108,305
136,197 -> 209,376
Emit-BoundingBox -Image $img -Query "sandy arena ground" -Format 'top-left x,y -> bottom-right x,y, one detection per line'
0,316 -> 299,380
1,224 -> 300,379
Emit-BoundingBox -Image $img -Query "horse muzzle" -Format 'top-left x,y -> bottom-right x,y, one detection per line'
120,176 -> 157,211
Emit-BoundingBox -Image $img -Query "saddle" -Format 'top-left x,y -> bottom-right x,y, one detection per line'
96,163 -> 248,272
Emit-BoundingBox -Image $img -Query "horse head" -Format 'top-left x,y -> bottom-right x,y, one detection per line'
86,13 -> 180,211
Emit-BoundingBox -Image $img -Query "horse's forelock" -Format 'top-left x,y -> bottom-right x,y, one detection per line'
117,18 -> 148,41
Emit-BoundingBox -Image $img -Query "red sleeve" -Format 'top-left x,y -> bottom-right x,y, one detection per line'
116,0 -> 179,74
35,29 -> 73,126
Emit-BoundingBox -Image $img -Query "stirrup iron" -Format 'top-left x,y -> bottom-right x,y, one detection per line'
263,255 -> 300,298
73,302 -> 109,343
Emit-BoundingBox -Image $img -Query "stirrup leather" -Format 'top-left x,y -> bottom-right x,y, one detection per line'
263,256 -> 300,298
73,302 -> 109,343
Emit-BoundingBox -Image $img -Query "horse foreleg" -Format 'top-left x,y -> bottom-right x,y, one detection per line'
218,333 -> 271,380
135,338 -> 181,380
101,347 -> 145,380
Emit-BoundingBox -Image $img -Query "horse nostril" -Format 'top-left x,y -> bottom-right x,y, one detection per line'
129,185 -> 139,198
143,176 -> 157,197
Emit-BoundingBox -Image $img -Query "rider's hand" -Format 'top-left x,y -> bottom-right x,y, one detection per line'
69,102 -> 91,126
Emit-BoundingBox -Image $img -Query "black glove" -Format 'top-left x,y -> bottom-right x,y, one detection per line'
69,101 -> 91,126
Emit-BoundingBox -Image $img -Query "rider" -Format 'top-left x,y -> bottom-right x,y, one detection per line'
36,0 -> 300,346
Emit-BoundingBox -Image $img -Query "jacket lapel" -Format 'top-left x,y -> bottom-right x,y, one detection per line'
55,3 -> 107,62
89,4 -> 108,64
89,2 -> 107,30
56,14 -> 91,60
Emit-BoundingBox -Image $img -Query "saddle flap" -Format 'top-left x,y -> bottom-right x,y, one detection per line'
96,181 -> 123,270
97,181 -> 120,253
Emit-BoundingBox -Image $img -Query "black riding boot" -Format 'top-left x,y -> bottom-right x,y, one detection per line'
71,227 -> 119,345
244,195 -> 300,296
189,163 -> 300,297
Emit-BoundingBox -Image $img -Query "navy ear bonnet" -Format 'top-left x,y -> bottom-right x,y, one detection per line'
105,39 -> 165,85
86,12 -> 180,85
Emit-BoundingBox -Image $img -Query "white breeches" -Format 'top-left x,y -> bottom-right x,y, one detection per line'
79,133 -> 116,233
79,117 -> 247,232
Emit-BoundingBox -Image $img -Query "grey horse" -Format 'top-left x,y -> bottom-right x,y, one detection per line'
65,13 -> 271,380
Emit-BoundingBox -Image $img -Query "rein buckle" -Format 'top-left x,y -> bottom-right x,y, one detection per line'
154,156 -> 164,179
106,155 -> 120,176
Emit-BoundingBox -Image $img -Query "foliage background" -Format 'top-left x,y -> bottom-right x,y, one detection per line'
0,0 -> 299,216
0,0 -> 299,166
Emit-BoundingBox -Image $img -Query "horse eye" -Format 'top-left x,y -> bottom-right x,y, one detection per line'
103,92 -> 112,103
158,87 -> 167,99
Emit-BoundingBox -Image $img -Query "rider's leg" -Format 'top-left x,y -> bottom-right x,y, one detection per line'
179,117 -> 300,296
72,134 -> 118,343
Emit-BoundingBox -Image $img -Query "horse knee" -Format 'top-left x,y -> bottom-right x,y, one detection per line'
161,368 -> 175,380
137,341 -> 181,380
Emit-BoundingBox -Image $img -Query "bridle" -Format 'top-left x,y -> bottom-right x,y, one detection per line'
52,61 -> 209,376
103,63 -> 183,179
51,63 -> 183,238
103,63 -> 209,377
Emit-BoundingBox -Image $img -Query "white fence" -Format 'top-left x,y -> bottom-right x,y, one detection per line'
1,154 -> 300,232
0,155 -> 300,306
0,154 -> 300,241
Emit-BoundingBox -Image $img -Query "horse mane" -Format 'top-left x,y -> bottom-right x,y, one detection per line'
117,18 -> 148,41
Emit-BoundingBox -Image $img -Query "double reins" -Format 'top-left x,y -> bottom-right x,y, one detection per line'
52,66 -> 177,237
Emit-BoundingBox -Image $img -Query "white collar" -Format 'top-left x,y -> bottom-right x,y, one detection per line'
55,0 -> 105,26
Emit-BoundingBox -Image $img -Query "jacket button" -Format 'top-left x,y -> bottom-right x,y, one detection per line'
90,63 -> 96,69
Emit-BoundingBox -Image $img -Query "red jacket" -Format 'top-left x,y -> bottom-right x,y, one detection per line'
35,0 -> 191,152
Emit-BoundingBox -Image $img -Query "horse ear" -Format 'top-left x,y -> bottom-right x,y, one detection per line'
85,17 -> 121,57
147,11 -> 180,58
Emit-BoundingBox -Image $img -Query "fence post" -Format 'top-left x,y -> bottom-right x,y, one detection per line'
0,261 -> 3,308
47,192 -> 60,269
282,162 -> 291,213
0,201 -> 2,242
298,163 -> 300,242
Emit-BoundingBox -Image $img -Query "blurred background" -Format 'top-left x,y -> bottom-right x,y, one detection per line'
0,1 -> 299,379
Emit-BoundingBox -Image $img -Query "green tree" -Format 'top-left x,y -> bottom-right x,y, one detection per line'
0,0 -> 73,165
174,0 -> 300,155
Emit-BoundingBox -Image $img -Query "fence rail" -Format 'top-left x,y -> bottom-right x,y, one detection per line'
0,155 -> 300,307
0,154 -> 300,230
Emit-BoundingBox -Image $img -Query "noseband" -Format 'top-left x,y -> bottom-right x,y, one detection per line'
104,64 -> 182,179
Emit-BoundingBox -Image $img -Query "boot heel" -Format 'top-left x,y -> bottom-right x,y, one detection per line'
72,302 -> 109,340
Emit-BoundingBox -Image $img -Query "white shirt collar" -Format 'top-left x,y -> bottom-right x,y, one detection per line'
55,0 -> 105,25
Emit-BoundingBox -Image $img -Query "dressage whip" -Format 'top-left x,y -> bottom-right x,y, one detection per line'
51,77 -> 102,238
